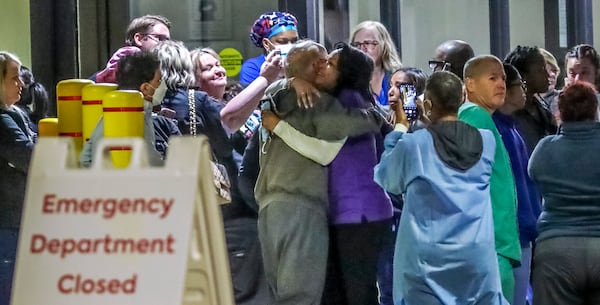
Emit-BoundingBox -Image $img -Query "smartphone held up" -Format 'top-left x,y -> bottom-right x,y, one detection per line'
400,84 -> 418,121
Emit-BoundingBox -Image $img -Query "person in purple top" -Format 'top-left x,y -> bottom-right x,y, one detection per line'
264,42 -> 394,305
492,63 -> 541,305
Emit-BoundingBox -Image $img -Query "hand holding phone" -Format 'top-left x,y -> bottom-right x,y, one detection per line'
400,84 -> 418,121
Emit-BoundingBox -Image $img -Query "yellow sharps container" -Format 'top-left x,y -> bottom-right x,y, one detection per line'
56,79 -> 94,154
81,83 -> 117,143
38,118 -> 59,137
103,90 -> 144,168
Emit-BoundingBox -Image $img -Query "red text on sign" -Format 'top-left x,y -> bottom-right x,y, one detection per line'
42,193 -> 174,219
57,273 -> 137,294
30,234 -> 176,258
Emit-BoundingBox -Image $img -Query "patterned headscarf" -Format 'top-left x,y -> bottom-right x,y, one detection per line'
250,11 -> 298,48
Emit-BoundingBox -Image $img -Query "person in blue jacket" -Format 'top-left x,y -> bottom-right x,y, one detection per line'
492,63 -> 541,305
374,71 -> 508,305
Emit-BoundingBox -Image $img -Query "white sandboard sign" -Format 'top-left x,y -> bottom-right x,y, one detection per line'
11,137 -> 234,305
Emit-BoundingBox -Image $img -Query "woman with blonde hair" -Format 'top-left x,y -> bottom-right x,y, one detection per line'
156,40 -> 279,304
0,51 -> 31,304
539,48 -> 560,108
190,47 -> 227,102
350,20 -> 402,108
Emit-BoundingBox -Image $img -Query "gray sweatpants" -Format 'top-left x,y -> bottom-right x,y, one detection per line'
258,201 -> 329,305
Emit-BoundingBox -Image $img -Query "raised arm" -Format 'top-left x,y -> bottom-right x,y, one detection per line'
374,124 -> 410,195
220,50 -> 283,131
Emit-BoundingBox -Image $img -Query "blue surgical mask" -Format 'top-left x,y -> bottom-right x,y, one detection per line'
276,44 -> 294,61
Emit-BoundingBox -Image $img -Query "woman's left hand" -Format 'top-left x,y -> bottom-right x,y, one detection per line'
290,78 -> 320,108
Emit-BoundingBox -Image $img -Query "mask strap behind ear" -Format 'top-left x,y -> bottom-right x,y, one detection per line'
263,38 -> 275,52
139,82 -> 153,100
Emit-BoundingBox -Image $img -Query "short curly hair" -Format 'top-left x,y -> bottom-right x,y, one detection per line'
558,81 -> 598,122
153,40 -> 195,90
504,45 -> 543,76
116,51 -> 160,90
426,71 -> 464,115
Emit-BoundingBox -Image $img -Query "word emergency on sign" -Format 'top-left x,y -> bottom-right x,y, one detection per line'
41,193 -> 174,219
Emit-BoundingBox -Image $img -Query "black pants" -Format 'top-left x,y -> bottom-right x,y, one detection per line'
321,219 -> 392,305
221,204 -> 271,305
0,229 -> 18,305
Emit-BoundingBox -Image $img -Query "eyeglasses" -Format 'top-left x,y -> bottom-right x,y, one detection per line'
428,60 -> 451,72
144,33 -> 170,42
351,40 -> 379,50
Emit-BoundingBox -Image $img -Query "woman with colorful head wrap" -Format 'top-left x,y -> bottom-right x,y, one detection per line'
239,11 -> 299,86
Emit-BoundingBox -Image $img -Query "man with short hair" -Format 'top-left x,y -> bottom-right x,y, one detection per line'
124,15 -> 171,50
430,40 -> 475,79
94,15 -> 171,83
459,55 -> 521,303
81,51 -> 171,167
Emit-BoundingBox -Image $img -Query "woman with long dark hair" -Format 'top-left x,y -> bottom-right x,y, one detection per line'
14,66 -> 49,135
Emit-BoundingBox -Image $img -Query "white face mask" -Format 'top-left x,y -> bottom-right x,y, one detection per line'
152,80 -> 167,106
276,43 -> 294,61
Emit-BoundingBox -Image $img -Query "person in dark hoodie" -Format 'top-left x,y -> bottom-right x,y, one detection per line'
374,71 -> 508,304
